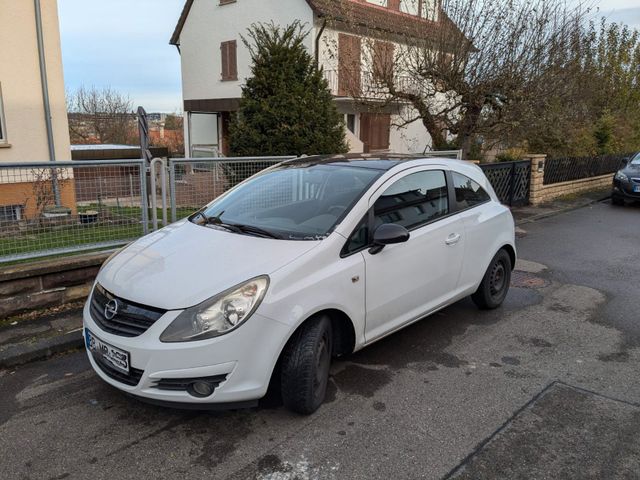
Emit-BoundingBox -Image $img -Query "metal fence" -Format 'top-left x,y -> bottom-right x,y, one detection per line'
0,160 -> 148,263
167,156 -> 293,223
480,160 -> 531,206
544,153 -> 629,185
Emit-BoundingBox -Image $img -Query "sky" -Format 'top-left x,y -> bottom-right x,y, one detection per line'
58,0 -> 640,113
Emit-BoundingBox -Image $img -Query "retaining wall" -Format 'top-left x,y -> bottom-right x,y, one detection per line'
526,155 -> 613,206
0,251 -> 109,318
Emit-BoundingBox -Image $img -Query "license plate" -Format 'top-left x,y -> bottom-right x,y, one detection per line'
634,185 -> 640,193
85,329 -> 130,374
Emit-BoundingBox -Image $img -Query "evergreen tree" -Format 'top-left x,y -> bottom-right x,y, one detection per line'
230,22 -> 348,156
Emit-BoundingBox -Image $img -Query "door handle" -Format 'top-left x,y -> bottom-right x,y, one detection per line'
445,233 -> 461,246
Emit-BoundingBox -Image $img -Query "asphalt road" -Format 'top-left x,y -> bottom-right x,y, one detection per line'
1,200 -> 639,480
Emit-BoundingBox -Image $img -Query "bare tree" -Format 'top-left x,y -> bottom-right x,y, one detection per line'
325,0 -> 590,157
67,86 -> 137,145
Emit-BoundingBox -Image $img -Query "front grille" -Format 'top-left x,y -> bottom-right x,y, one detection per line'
90,284 -> 166,337
92,354 -> 144,387
151,374 -> 228,392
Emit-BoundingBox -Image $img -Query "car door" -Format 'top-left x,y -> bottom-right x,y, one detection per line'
362,168 -> 465,342
449,170 -> 504,293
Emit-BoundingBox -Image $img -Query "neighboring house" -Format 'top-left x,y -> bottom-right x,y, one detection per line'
170,0 -> 456,157
0,0 -> 73,221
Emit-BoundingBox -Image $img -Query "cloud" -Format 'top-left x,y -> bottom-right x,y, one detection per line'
58,0 -> 185,112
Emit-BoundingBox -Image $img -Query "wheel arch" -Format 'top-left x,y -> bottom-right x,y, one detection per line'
264,308 -> 357,401
500,243 -> 517,270
282,308 -> 357,358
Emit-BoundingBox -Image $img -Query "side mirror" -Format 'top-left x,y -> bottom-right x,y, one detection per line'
369,223 -> 410,255
620,157 -> 630,167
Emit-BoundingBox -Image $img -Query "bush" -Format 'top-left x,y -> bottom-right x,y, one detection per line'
229,22 -> 347,157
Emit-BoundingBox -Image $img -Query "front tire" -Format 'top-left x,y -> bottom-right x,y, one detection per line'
472,249 -> 512,310
280,315 -> 333,415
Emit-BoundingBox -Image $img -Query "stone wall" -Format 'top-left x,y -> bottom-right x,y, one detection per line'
526,155 -> 613,206
0,251 -> 109,318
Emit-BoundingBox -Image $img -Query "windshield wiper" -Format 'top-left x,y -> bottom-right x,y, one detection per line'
198,212 -> 244,234
231,223 -> 282,239
197,213 -> 281,239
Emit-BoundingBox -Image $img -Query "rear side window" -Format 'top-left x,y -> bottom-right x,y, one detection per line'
374,170 -> 449,230
452,172 -> 490,210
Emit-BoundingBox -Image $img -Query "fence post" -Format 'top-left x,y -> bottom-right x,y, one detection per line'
508,162 -> 517,206
524,154 -> 547,206
169,160 -> 177,223
140,163 -> 149,235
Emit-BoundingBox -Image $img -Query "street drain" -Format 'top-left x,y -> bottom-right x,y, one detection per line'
511,270 -> 550,289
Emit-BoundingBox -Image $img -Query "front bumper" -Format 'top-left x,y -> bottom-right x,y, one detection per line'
613,179 -> 640,200
83,299 -> 291,405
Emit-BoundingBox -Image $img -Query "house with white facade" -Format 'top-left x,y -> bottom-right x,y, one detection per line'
170,0 -> 457,157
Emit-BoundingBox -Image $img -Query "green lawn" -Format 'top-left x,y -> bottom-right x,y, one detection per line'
0,223 -> 143,257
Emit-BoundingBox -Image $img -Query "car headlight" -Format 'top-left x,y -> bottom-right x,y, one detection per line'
615,171 -> 629,182
160,276 -> 269,343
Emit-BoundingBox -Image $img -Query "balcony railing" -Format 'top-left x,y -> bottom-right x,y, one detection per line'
322,69 -> 423,99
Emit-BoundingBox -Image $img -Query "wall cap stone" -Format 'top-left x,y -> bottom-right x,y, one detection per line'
0,251 -> 113,283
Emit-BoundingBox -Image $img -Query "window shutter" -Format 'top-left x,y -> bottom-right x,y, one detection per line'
373,41 -> 395,82
221,40 -> 237,81
229,40 -> 237,80
221,42 -> 229,80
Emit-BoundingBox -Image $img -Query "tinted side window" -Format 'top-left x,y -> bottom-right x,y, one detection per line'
374,170 -> 449,230
452,172 -> 491,210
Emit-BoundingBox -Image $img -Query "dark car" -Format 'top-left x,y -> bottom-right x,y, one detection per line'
612,152 -> 640,205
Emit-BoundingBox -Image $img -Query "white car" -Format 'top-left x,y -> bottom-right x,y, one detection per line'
84,155 -> 515,414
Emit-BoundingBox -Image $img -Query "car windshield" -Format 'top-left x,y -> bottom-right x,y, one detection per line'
192,164 -> 382,240
630,153 -> 640,165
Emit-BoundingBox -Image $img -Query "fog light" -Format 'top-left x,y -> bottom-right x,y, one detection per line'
188,381 -> 215,398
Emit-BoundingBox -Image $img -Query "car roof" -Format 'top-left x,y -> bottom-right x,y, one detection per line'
278,154 -> 497,201
280,153 -> 462,171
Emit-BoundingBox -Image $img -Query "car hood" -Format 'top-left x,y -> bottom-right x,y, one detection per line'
98,220 -> 320,310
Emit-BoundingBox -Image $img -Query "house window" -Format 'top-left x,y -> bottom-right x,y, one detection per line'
0,205 -> 23,222
0,83 -> 7,143
398,0 -> 432,18
345,114 -> 356,134
221,40 -> 238,81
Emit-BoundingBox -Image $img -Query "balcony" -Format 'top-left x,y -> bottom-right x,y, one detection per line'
322,69 -> 423,100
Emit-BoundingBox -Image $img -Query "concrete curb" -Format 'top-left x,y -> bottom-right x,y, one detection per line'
0,329 -> 84,369
515,194 -> 611,226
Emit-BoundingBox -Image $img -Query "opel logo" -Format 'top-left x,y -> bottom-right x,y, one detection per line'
104,299 -> 119,320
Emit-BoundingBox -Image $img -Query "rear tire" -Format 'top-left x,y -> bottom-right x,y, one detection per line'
280,315 -> 333,415
472,249 -> 512,310
612,195 -> 625,206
